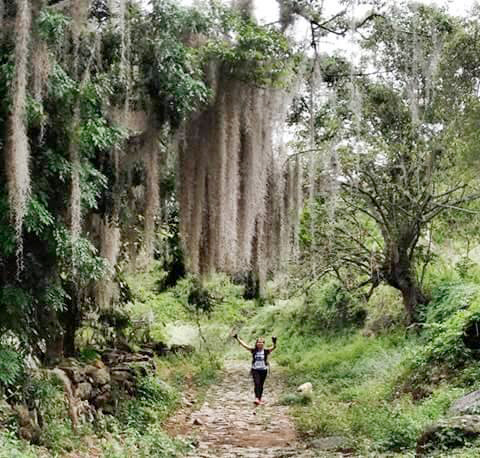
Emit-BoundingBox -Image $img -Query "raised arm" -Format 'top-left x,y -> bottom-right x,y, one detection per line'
266,335 -> 277,352
234,334 -> 254,351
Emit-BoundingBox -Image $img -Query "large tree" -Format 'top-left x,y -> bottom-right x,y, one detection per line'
295,4 -> 480,323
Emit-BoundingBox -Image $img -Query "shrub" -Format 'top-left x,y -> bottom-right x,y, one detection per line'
101,424 -> 188,457
278,392 -> 312,406
0,430 -> 38,458
300,279 -> 367,332
117,376 -> 179,431
420,282 -> 480,368
364,285 -> 406,334
137,377 -> 177,405
0,343 -> 25,395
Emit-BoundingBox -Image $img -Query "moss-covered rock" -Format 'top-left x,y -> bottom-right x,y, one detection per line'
417,415 -> 480,455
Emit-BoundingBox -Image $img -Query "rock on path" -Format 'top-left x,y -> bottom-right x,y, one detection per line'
167,360 -> 317,458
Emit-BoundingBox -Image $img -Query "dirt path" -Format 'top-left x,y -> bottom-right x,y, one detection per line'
167,360 -> 317,458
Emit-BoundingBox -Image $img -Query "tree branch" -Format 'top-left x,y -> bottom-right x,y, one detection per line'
341,182 -> 390,231
425,193 -> 480,222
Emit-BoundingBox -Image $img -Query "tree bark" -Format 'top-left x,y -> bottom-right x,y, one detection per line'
398,277 -> 427,324
383,242 -> 427,324
61,291 -> 80,357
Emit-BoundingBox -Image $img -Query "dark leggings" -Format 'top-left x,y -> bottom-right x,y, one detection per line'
251,369 -> 268,399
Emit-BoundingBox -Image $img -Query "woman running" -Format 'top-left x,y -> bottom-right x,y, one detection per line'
233,334 -> 277,405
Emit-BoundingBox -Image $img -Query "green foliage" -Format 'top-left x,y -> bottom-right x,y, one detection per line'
204,13 -> 298,86
131,0 -> 211,125
48,63 -> 77,101
364,285 -> 406,334
43,284 -> 68,312
55,227 -> 107,284
100,424 -> 188,458
185,277 -> 219,316
0,430 -> 39,458
456,257 -> 480,280
26,96 -> 46,128
0,344 -> 24,391
24,196 -> 54,237
405,282 -> 480,373
190,352 -> 222,387
0,287 -> 32,335
117,376 -> 178,431
37,9 -> 70,45
78,347 -> 100,363
299,279 -> 367,332
126,262 -> 187,342
278,392 -> 312,406
137,376 -> 176,405
78,118 -> 124,156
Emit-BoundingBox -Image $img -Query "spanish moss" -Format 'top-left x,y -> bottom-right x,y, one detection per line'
6,0 -> 32,268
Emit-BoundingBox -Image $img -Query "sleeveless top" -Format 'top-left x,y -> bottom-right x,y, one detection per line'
251,348 -> 270,370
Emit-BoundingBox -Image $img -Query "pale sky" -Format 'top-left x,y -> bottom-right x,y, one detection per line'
179,0 -> 479,21
178,0 -> 479,57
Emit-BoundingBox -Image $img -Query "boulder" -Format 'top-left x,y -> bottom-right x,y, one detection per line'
170,344 -> 195,355
145,341 -> 169,356
310,436 -> 352,452
46,348 -> 158,421
15,405 -> 31,428
58,361 -> 85,383
110,366 -> 135,378
110,369 -> 135,393
19,425 -> 41,444
138,349 -> 154,358
0,400 -> 14,427
87,367 -> 110,386
124,353 -> 150,363
102,350 -> 125,366
126,361 -> 155,376
417,415 -> 480,455
449,390 -> 480,415
92,390 -> 112,410
75,382 -> 93,400
15,405 -> 41,444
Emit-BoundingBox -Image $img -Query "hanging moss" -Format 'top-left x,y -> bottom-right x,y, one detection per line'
142,129 -> 160,262
178,69 -> 298,283
5,0 -> 32,269
94,216 -> 121,308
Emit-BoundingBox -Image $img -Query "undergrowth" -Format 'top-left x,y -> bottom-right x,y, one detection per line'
238,274 -> 480,456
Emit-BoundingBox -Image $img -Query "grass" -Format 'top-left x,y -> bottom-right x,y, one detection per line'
235,279 -> 480,456
8,262 -> 480,456
0,430 -> 43,458
281,333 -> 468,454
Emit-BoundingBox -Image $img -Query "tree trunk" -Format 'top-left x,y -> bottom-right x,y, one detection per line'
398,277 -> 427,324
63,316 -> 76,357
384,242 -> 427,324
61,292 -> 80,357
43,307 -> 64,365
45,331 -> 64,365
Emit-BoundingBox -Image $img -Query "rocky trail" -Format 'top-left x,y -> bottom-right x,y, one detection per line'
167,360 -> 320,458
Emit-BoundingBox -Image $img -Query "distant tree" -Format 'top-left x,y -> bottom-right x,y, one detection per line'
295,5 -> 480,323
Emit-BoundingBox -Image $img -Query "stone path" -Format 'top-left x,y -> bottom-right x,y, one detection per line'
167,360 -> 318,458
